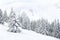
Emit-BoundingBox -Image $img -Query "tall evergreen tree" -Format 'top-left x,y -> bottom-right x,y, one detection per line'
0,9 -> 3,24
3,10 -> 8,23
8,19 -> 21,33
8,8 -> 21,33
8,8 -> 16,23
20,12 -> 31,30
31,21 -> 37,31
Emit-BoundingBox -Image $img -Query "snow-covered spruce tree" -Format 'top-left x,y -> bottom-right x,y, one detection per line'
8,8 -> 21,33
53,19 -> 60,38
19,12 -> 31,30
8,19 -> 21,33
8,8 -> 16,22
18,15 -> 23,25
0,9 -> 4,24
47,22 -> 54,36
46,20 -> 58,36
33,20 -> 40,33
30,21 -> 37,31
47,19 -> 60,38
3,10 -> 8,23
35,19 -> 49,35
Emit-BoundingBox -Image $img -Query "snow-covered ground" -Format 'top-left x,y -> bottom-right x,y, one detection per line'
0,24 -> 59,40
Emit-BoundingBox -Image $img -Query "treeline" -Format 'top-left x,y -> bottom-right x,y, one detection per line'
0,8 -> 60,39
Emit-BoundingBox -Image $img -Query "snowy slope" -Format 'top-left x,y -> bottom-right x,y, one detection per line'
0,24 -> 59,40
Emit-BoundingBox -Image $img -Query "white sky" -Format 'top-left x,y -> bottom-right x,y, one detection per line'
0,0 -> 60,22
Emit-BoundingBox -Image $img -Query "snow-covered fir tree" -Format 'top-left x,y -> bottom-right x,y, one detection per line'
8,18 -> 21,33
30,21 -> 37,31
3,10 -> 8,23
0,9 -> 4,24
34,18 -> 49,35
19,12 -> 31,30
8,8 -> 16,23
8,8 -> 21,33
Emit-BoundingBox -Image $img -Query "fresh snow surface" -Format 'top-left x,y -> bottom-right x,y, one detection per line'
0,24 -> 59,40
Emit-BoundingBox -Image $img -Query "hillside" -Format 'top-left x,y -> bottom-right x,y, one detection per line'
0,24 -> 59,40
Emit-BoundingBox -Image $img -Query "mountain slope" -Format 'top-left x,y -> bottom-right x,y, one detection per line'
0,24 -> 59,40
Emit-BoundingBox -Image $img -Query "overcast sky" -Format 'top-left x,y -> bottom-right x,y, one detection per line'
0,0 -> 60,22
